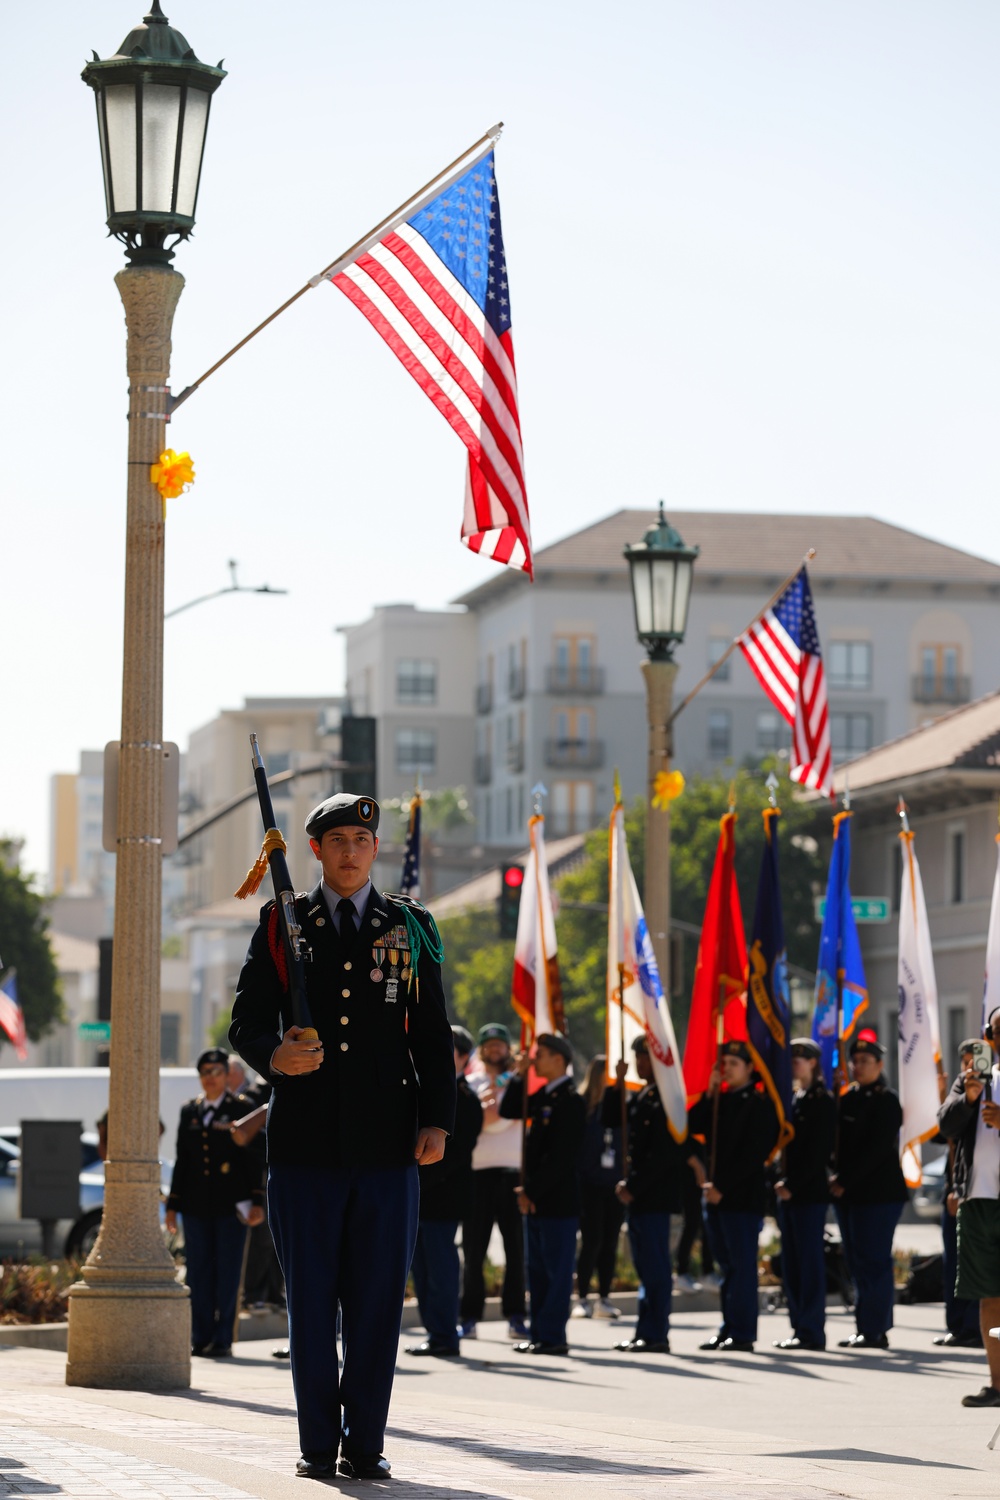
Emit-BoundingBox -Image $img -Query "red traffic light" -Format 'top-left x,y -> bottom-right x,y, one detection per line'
503,865 -> 524,889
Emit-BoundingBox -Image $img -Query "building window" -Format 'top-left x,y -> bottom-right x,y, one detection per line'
395,729 -> 436,774
828,640 -> 872,691
947,1005 -> 968,1066
914,644 -> 967,704
708,710 -> 731,759
396,659 -> 436,705
756,710 -> 790,753
549,780 -> 595,835
160,1013 -> 181,1066
830,712 -> 872,762
949,826 -> 966,905
708,638 -> 731,682
505,786 -> 514,835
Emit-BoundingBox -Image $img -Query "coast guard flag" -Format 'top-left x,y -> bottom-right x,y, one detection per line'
981,838 -> 1000,1032
739,568 -> 833,799
606,794 -> 687,1141
683,810 -> 748,1106
400,794 -> 422,898
511,815 -> 566,1040
811,811 -> 868,1089
0,971 -> 28,1062
746,809 -> 794,1157
328,146 -> 533,576
898,827 -> 941,1186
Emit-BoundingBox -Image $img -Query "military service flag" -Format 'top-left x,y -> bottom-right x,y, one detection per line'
897,822 -> 942,1186
811,811 -> 868,1089
746,808 -> 794,1157
683,810 -> 749,1106
511,815 -> 566,1039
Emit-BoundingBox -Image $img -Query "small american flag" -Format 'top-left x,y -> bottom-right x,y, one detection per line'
329,147 -> 532,576
739,567 -> 833,799
400,796 -> 422,899
0,971 -> 28,1062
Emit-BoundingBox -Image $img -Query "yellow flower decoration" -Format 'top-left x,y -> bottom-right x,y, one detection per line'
651,769 -> 685,809
150,449 -> 195,517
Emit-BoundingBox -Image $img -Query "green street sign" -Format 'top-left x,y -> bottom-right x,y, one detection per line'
813,897 -> 890,924
78,1021 -> 111,1042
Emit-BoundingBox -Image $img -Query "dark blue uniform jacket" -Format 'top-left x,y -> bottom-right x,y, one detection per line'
500,1075 -> 585,1217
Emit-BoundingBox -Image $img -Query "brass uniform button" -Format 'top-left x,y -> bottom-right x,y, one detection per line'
341,1042 -> 349,1052
344,961 -> 352,971
342,988 -> 350,998
341,1016 -> 349,1025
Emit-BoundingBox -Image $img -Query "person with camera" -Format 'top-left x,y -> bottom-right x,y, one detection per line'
938,1006 -> 1000,1408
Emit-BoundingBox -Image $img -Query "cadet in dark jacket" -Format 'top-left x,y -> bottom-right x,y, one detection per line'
689,1040 -> 778,1354
229,793 -> 456,1483
406,1026 -> 483,1358
772,1038 -> 834,1351
932,1040 -> 982,1351
603,1035 -> 685,1353
500,1033 -> 586,1354
165,1048 -> 265,1357
830,1033 -> 908,1350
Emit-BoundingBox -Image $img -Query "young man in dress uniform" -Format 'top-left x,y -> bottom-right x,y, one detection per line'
689,1040 -> 778,1355
772,1038 -> 835,1351
830,1032 -> 908,1350
500,1034 -> 586,1354
604,1035 -> 685,1353
229,793 -> 456,1482
165,1048 -> 265,1357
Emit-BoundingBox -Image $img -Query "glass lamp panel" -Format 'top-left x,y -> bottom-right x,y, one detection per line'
140,84 -> 182,212
174,89 -> 209,217
630,559 -> 653,637
672,557 -> 693,637
95,96 -> 113,216
650,558 -> 677,637
104,86 -> 137,213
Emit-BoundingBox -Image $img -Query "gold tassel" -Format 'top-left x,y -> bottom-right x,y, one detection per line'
235,828 -> 287,900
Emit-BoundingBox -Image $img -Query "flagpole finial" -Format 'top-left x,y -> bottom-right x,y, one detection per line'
765,771 -> 779,808
842,772 -> 851,812
531,782 -> 547,817
613,768 -> 622,804
897,796 -> 910,835
727,779 -> 737,813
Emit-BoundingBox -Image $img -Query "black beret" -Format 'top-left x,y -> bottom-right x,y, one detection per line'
451,1025 -> 476,1056
535,1032 -> 572,1062
197,1048 -> 228,1070
306,793 -> 380,839
791,1037 -> 821,1060
631,1034 -> 650,1055
722,1040 -> 752,1063
849,1035 -> 884,1060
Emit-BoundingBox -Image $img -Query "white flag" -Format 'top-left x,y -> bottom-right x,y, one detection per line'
897,828 -> 941,1186
981,842 -> 1000,1033
606,799 -> 687,1141
511,815 -> 564,1039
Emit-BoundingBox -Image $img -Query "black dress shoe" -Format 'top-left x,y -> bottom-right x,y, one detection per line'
512,1340 -> 568,1355
206,1344 -> 232,1357
296,1455 -> 337,1479
699,1334 -> 724,1350
628,1338 -> 671,1353
773,1337 -> 825,1351
718,1338 -> 754,1353
272,1345 -> 291,1359
933,1332 -> 956,1346
838,1333 -> 889,1349
338,1452 -> 392,1480
404,1340 -> 460,1358
191,1343 -> 209,1357
961,1385 -> 1000,1408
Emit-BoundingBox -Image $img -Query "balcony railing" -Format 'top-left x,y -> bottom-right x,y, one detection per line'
475,682 -> 493,715
545,665 -> 605,694
506,741 -> 525,774
911,674 -> 970,705
544,738 -> 605,770
474,753 -> 492,785
507,666 -> 526,700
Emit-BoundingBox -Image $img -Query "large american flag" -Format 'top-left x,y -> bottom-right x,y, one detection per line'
739,567 -> 834,798
400,795 -> 421,899
0,971 -> 28,1063
326,147 -> 533,576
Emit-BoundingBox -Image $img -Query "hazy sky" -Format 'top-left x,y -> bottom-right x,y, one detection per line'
4,1 -> 1000,882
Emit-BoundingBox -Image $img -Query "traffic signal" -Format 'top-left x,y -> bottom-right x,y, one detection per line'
498,863 -> 524,939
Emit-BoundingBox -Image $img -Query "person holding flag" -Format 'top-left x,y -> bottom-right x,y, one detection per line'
810,808 -> 868,1089
744,786 -> 794,1155
682,804 -> 749,1107
772,1038 -> 835,1352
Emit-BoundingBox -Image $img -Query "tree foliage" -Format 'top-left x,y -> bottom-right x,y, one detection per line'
0,843 -> 63,1049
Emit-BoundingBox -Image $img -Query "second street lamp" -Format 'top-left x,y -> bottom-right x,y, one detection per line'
623,504 -> 699,986
67,4 -> 224,1393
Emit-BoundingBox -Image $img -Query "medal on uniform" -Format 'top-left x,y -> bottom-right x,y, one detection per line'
371,942 -> 385,983
385,979 -> 398,1002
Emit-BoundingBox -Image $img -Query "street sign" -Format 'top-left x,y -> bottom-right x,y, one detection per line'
78,1021 -> 111,1042
813,897 -> 891,924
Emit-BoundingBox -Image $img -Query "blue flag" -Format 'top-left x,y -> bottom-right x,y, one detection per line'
400,796 -> 421,898
811,811 -> 868,1088
746,808 -> 794,1155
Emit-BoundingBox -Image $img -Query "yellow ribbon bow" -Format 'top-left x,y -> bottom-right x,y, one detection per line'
651,769 -> 685,809
150,449 -> 195,517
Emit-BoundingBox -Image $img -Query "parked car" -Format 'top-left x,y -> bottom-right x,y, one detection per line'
0,1136 -> 104,1260
911,1152 -> 948,1221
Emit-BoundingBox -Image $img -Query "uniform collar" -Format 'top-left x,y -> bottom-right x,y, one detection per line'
322,878 -> 371,922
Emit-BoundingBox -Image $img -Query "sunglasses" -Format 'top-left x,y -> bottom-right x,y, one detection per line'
199,1065 -> 226,1077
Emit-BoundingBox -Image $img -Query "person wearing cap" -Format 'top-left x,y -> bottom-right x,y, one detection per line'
405,1027 -> 483,1358
938,1006 -> 1000,1407
603,1035 -> 686,1353
229,792 -> 456,1482
772,1038 -> 834,1351
830,1031 -> 908,1350
499,1033 -> 586,1354
460,1022 -> 528,1340
688,1040 -> 778,1354
165,1049 -> 265,1357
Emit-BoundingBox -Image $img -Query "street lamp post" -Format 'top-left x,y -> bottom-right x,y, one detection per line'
67,3 -> 224,1391
623,504 -> 699,988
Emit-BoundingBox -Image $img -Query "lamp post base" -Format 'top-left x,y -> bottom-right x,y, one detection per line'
66,1280 -> 191,1390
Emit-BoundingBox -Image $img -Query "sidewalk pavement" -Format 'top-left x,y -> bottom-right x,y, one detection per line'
0,1301 -> 996,1499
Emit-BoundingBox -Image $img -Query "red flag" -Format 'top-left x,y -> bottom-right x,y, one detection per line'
683,812 -> 748,1105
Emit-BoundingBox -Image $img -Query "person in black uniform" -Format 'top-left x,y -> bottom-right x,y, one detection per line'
573,1053 -> 624,1321
831,1033 -> 908,1350
605,1035 -> 685,1353
500,1033 -> 586,1354
229,793 -> 456,1482
405,1026 -> 483,1358
165,1048 -> 265,1357
772,1037 -> 834,1351
689,1040 -> 778,1354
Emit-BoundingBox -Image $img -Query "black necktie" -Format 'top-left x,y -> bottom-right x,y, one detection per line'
336,897 -> 358,942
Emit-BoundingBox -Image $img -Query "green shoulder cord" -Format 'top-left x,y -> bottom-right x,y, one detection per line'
400,904 -> 445,999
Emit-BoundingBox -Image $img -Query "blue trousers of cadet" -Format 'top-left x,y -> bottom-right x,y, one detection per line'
706,1206 -> 761,1344
836,1200 -> 903,1339
411,1219 -> 460,1350
525,1216 -> 578,1346
777,1200 -> 827,1347
181,1212 -> 247,1351
268,1162 -> 418,1462
941,1202 -> 981,1341
628,1212 -> 672,1344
